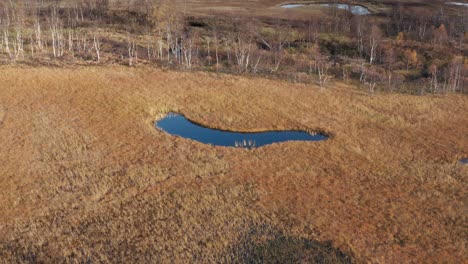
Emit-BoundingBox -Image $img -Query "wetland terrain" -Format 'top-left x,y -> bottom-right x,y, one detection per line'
0,0 -> 467,263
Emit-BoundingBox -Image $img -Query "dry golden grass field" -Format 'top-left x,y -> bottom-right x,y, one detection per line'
0,66 -> 466,262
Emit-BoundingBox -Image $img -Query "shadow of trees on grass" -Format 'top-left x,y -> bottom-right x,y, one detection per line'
225,223 -> 353,264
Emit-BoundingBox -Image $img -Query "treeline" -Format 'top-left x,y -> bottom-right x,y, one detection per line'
0,0 -> 466,94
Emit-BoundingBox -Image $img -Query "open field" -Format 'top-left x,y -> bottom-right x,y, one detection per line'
0,66 -> 466,262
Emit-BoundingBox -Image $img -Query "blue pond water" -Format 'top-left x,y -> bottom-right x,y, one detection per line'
281,3 -> 371,15
460,158 -> 468,165
156,113 -> 328,148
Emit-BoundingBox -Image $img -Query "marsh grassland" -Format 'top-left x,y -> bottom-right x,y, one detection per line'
0,66 -> 466,262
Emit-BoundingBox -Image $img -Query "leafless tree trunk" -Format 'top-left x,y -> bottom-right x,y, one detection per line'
310,59 -> 332,88
368,25 -> 381,64
13,26 -> 24,59
93,34 -> 101,62
127,37 -> 137,66
181,37 -> 194,69
214,33 -> 219,68
34,17 -> 43,52
234,36 -> 252,72
1,10 -> 12,59
429,64 -> 438,94
48,5 -> 64,58
353,16 -> 366,57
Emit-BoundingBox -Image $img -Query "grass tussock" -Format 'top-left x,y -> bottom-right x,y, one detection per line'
0,66 -> 466,263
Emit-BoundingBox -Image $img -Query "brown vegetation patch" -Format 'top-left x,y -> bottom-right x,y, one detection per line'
0,66 -> 466,262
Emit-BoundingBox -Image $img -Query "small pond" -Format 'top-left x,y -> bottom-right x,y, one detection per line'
281,3 -> 371,15
446,2 -> 468,7
460,158 -> 468,165
156,113 -> 328,148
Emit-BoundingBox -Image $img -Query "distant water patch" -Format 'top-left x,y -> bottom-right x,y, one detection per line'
280,3 -> 371,15
460,158 -> 468,165
156,113 -> 328,148
281,4 -> 306,9
446,2 -> 468,7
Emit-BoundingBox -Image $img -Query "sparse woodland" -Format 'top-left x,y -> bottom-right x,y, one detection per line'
0,0 -> 466,94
